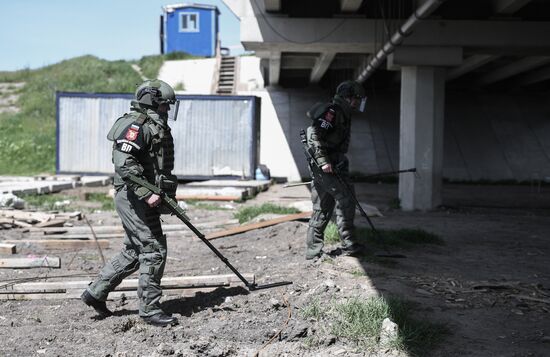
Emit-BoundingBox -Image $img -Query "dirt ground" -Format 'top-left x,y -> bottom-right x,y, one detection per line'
0,182 -> 549,357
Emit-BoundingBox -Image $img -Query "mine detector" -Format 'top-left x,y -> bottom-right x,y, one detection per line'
127,174 -> 292,291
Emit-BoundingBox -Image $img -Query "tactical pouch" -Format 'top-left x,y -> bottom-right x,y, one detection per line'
156,174 -> 178,215
156,174 -> 178,197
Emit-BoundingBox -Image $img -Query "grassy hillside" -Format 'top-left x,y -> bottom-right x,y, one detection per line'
0,52 -> 194,175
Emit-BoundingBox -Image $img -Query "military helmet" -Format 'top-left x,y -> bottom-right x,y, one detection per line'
135,79 -> 176,108
336,80 -> 366,99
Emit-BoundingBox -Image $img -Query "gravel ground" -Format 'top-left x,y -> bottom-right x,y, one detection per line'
0,182 -> 549,356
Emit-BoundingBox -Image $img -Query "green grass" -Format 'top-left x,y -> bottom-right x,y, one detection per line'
137,52 -> 199,79
300,298 -> 324,320
234,203 -> 300,223
84,192 -> 115,211
0,55 -> 142,175
324,221 -> 340,244
302,296 -> 447,355
350,269 -> 366,277
21,193 -> 77,211
0,52 -> 200,175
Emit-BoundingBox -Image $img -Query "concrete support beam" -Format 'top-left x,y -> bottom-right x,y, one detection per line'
493,0 -> 532,14
281,55 -> 316,69
264,0 -> 281,12
515,65 -> 550,86
477,56 -> 550,85
310,52 -> 337,83
340,0 -> 363,12
387,46 -> 462,70
236,14 -> 550,53
269,52 -> 281,86
399,66 -> 446,211
446,54 -> 500,81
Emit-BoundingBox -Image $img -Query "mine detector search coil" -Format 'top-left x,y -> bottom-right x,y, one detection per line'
127,174 -> 293,291
299,129 -> 406,259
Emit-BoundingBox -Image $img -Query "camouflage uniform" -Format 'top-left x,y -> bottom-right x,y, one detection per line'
305,94 -> 358,259
86,101 -> 177,317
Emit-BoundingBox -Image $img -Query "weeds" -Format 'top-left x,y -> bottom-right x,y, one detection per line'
300,298 -> 324,320
350,269 -> 366,277
302,295 -> 447,355
234,203 -> 299,223
21,193 -> 76,212
324,221 -> 340,244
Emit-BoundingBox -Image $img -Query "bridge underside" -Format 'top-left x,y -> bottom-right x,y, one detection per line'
223,0 -> 550,210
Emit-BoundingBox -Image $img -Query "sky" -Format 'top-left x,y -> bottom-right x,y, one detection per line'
0,0 -> 243,71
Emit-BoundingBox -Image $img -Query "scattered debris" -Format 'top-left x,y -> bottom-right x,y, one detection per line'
0,193 -> 25,209
0,243 -> 16,254
0,209 -> 81,229
379,318 -> 399,346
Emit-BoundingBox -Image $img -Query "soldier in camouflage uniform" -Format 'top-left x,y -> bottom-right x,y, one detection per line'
305,81 -> 367,260
81,79 -> 180,326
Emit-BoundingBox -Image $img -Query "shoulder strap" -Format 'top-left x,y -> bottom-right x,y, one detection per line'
135,113 -> 148,125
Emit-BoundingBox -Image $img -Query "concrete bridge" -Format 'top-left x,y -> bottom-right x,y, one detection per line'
222,0 -> 550,210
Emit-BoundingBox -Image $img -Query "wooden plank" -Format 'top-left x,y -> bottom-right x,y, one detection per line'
1,239 -> 110,249
186,180 -> 271,190
206,211 -> 311,240
13,220 -> 33,228
2,274 -> 253,292
29,233 -> 126,240
0,287 -> 221,301
0,210 -> 54,222
0,243 -> 16,254
176,187 -> 247,200
0,256 -> 60,268
27,221 -> 239,235
0,274 -> 254,300
34,219 -> 67,228
175,194 -> 242,202
27,219 -> 239,239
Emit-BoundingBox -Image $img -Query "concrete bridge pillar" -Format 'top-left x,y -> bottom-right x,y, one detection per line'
398,66 -> 446,211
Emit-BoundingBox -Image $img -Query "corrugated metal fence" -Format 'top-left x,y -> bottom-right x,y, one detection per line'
56,92 -> 260,179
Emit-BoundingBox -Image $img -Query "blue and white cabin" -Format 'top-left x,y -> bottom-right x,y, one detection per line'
161,3 -> 219,57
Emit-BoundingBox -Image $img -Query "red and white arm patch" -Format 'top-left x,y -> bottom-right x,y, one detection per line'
317,109 -> 336,130
124,124 -> 140,141
324,109 -> 335,122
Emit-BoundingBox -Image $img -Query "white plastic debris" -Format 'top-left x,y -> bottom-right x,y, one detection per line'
0,193 -> 25,209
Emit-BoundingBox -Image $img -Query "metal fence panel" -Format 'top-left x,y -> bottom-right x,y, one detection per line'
56,92 -> 259,179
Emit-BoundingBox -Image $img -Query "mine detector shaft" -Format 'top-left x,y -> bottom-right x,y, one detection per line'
299,130 -> 406,259
127,174 -> 292,291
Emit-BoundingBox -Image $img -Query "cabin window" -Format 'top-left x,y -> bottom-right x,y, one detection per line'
179,12 -> 199,32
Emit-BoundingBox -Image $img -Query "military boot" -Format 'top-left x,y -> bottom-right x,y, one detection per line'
81,290 -> 113,318
341,243 -> 365,257
142,313 -> 178,327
